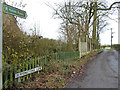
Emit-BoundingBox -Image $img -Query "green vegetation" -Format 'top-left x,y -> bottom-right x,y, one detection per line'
112,44 -> 120,51
2,14 -> 81,88
105,47 -> 111,49
18,50 -> 101,88
3,14 -> 76,66
101,44 -> 120,51
2,1 -> 106,88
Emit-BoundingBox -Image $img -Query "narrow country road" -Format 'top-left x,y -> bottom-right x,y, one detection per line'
65,49 -> 118,88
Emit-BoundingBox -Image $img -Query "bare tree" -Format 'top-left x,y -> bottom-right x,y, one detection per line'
50,0 -> 120,51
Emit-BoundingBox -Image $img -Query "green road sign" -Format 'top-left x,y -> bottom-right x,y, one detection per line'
3,3 -> 27,19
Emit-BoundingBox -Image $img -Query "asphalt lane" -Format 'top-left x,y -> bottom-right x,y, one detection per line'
66,49 -> 118,88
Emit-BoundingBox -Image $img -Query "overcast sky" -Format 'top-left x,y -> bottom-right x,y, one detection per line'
5,0 -> 119,45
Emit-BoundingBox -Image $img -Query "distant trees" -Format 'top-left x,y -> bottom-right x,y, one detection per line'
53,1 -> 120,50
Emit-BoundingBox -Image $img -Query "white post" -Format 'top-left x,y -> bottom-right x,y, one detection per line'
0,0 -> 3,89
90,38 -> 91,51
37,65 -> 39,74
79,37 -> 81,58
86,35 -> 88,52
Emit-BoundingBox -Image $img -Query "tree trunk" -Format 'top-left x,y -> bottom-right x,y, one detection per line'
92,2 -> 97,49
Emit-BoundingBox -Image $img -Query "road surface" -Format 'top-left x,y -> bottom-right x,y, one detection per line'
65,49 -> 118,88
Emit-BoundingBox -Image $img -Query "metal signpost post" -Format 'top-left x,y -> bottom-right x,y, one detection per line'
0,2 -> 27,89
0,0 -> 3,90
118,5 -> 120,44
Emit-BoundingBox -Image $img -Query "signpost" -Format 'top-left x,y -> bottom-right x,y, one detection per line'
15,66 -> 42,82
0,2 -> 27,89
0,0 -> 3,90
3,3 -> 27,19
15,66 -> 42,79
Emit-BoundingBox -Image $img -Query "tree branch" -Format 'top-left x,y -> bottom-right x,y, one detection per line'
97,2 -> 120,10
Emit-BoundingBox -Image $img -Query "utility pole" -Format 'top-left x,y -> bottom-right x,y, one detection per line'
0,0 -> 3,89
111,28 -> 115,48
111,28 -> 112,48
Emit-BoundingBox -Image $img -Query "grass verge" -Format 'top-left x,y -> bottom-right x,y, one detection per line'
17,50 -> 102,88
